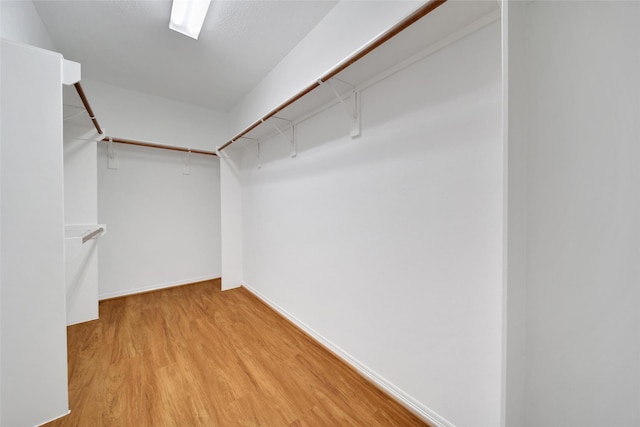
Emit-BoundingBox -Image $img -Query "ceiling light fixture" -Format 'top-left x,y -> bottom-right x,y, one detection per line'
169,0 -> 212,40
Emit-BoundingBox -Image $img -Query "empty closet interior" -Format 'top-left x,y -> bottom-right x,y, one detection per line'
2,1 -> 639,426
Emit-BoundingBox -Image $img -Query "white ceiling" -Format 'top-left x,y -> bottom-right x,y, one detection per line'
34,0 -> 338,111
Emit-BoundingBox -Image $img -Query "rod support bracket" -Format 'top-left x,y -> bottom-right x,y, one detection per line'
269,117 -> 297,158
318,79 -> 361,139
183,149 -> 191,175
350,90 -> 361,138
107,137 -> 119,170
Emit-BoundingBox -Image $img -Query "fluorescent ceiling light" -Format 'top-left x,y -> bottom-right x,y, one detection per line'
169,0 -> 212,40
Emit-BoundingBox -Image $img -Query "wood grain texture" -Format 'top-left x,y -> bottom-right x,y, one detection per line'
45,279 -> 429,426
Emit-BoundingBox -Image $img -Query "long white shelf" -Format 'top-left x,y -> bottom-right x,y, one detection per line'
223,0 -> 500,147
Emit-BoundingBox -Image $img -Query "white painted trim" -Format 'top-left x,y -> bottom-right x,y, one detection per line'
500,3 -> 510,427
98,275 -> 221,300
242,282 -> 456,427
62,59 -> 81,85
36,410 -> 71,427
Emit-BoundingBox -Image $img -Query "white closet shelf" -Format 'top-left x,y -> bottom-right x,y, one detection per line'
223,0 -> 500,146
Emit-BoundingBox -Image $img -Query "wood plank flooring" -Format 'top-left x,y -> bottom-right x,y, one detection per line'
46,280 -> 428,426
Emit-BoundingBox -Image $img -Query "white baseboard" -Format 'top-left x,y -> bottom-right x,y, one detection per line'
98,275 -> 221,300
242,282 -> 455,427
37,409 -> 71,426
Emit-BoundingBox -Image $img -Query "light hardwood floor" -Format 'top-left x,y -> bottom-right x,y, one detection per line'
46,280 -> 429,426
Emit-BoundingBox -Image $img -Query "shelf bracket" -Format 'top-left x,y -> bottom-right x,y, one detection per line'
257,141 -> 262,169
107,136 -> 119,169
263,117 -> 297,158
234,136 -> 258,153
318,78 -> 361,138
183,149 -> 191,175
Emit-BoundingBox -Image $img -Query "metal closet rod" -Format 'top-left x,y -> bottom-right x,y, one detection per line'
82,227 -> 104,244
217,0 -> 447,152
72,82 -> 218,157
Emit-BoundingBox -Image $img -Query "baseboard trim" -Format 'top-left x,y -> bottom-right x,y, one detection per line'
242,282 -> 455,427
99,275 -> 221,300
37,409 -> 71,426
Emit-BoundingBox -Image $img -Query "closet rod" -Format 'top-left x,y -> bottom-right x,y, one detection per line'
74,82 -> 103,135
73,82 -> 218,157
103,137 -> 217,156
82,227 -> 104,244
217,0 -> 446,152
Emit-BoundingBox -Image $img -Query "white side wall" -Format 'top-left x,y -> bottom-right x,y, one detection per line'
229,0 -> 422,136
219,147 -> 244,291
1,40 -> 69,427
81,79 -> 228,151
502,1 -> 528,426
0,0 -> 56,51
0,38 -> 2,427
519,2 -> 640,426
64,123 -> 98,225
63,119 -> 101,325
240,22 -> 503,427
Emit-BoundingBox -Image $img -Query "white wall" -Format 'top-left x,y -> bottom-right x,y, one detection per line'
514,2 -> 640,426
97,143 -> 222,298
240,22 -> 503,427
1,40 -> 69,427
64,122 -> 98,225
229,0 -> 422,136
78,81 -> 226,298
64,119 -> 101,325
502,1 -> 528,426
0,5 -> 66,425
0,0 -> 56,51
81,79 -> 228,151
219,146 -> 244,291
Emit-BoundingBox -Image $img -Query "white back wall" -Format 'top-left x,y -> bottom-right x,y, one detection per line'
97,144 -> 221,298
520,2 -> 640,426
240,22 -> 502,427
87,81 -> 226,298
64,122 -> 98,225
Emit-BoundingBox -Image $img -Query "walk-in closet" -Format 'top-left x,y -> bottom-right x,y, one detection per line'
1,1 -> 638,426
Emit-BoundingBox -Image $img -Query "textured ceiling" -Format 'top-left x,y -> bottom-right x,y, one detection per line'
34,0 -> 338,111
